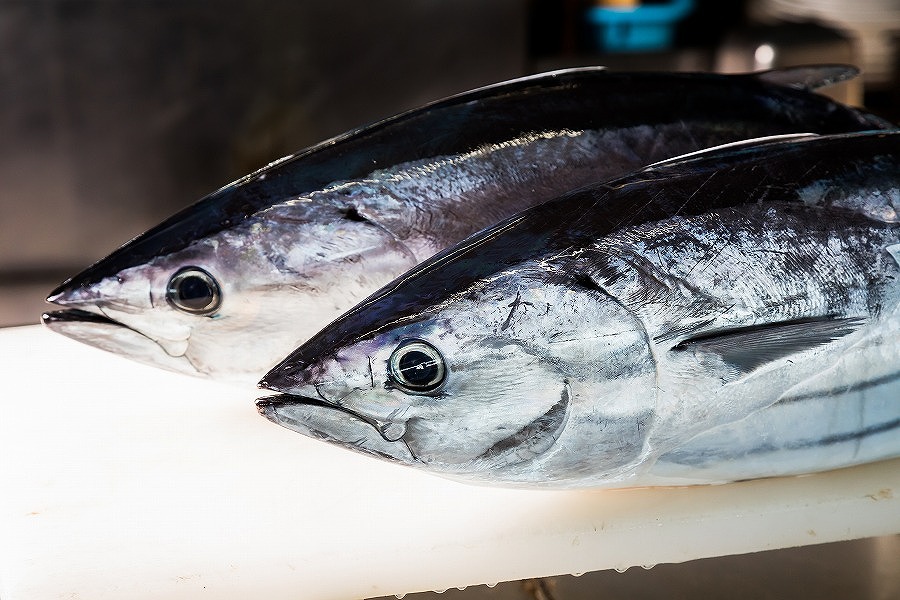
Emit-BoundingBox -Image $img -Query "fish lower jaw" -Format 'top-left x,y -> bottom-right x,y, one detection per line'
41,309 -> 198,376
256,394 -> 417,463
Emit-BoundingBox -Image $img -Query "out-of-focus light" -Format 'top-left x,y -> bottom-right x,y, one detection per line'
754,43 -> 776,70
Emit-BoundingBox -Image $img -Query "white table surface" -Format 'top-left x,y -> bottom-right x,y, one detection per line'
1,325 -> 898,600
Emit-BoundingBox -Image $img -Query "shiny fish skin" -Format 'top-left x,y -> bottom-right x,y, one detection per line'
44,66 -> 893,382
259,131 -> 900,489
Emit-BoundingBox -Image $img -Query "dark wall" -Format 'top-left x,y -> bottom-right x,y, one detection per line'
0,1 -> 526,274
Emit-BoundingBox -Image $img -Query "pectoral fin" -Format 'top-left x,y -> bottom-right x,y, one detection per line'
672,316 -> 866,374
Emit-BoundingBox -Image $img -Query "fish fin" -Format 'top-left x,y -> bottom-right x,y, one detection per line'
645,133 -> 818,169
886,244 -> 900,268
672,316 -> 866,374
753,64 -> 859,90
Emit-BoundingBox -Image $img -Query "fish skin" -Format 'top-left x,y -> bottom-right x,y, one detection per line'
44,66 -> 895,382
259,131 -> 900,489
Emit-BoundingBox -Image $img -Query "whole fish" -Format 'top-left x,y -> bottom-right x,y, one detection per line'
44,66 -> 892,383
258,131 -> 900,489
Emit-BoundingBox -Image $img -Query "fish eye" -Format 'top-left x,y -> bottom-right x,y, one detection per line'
388,340 -> 446,394
166,267 -> 221,315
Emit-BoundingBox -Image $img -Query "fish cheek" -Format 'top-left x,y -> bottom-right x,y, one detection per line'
403,417 -> 472,466
400,359 -> 567,469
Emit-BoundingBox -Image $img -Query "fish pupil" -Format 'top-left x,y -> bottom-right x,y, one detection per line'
399,351 -> 438,385
178,276 -> 213,308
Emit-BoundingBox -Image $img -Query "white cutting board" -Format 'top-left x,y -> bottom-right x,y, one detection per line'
0,325 -> 898,600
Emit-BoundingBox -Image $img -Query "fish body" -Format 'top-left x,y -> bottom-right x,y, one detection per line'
259,131 -> 900,489
44,66 -> 893,382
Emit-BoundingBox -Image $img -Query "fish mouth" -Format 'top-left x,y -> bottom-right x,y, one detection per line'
42,307 -> 140,340
256,395 -> 417,463
42,308 -> 121,327
41,309 -> 196,375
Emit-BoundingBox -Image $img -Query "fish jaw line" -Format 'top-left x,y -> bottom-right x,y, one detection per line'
42,307 -> 123,328
41,308 -> 200,376
256,395 -> 416,463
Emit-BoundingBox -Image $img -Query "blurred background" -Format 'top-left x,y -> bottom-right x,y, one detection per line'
1,0 -> 898,597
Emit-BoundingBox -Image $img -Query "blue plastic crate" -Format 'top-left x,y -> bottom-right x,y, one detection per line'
587,0 -> 694,52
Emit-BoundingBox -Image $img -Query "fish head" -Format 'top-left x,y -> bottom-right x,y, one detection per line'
258,264 -> 658,487
44,196 -> 418,383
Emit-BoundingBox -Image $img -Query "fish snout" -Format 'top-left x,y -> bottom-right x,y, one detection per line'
260,354 -> 408,439
46,280 -> 100,309
258,355 -> 315,393
47,272 -> 153,315
259,350 -> 359,398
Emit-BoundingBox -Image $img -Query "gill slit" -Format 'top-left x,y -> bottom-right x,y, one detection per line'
590,281 -> 661,461
348,203 -> 418,265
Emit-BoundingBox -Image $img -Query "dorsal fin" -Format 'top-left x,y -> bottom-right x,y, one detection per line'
645,133 -> 818,169
672,316 -> 866,374
754,64 -> 859,90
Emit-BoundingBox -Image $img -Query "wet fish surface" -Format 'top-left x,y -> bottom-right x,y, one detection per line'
259,131 -> 900,489
44,66 -> 893,382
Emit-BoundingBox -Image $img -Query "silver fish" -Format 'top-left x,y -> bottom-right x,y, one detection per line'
258,131 -> 900,489
44,66 -> 892,383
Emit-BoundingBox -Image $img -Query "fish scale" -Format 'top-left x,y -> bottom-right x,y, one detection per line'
593,206 -> 892,340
